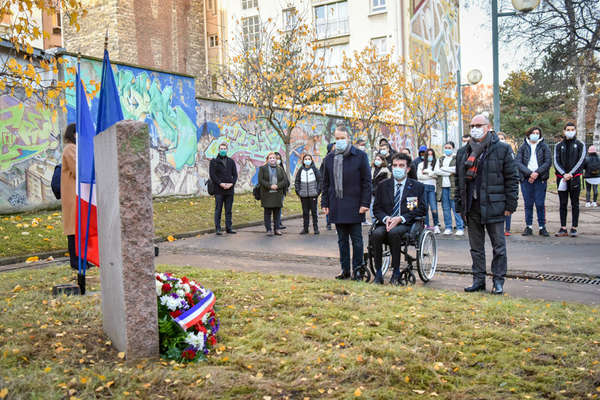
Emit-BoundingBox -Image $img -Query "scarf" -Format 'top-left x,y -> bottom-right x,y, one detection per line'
334,144 -> 351,199
465,133 -> 492,181
269,165 -> 278,191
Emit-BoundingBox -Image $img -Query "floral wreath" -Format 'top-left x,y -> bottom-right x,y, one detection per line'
155,272 -> 220,362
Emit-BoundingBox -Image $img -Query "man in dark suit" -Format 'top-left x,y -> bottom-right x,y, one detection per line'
209,142 -> 238,235
372,153 -> 426,284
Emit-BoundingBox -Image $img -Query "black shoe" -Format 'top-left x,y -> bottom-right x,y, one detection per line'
390,269 -> 402,286
300,229 -> 309,235
226,229 -> 237,234
216,229 -> 223,236
352,269 -> 364,281
314,228 -> 320,235
266,231 -> 274,237
570,228 -> 578,237
274,230 -> 283,236
464,282 -> 486,292
278,225 -> 287,230
491,281 -> 504,295
335,271 -> 351,280
555,228 -> 568,237
373,269 -> 384,285
327,224 -> 332,231
539,227 -> 549,237
522,227 -> 533,236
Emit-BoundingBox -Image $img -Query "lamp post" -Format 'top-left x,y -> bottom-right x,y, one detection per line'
457,68 -> 482,147
492,0 -> 540,131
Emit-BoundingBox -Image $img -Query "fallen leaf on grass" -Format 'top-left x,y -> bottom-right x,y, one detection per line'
11,285 -> 23,292
354,388 -> 362,397
44,367 -> 52,373
118,352 -> 125,359
412,390 -> 425,394
167,235 -> 176,242
0,388 -> 7,399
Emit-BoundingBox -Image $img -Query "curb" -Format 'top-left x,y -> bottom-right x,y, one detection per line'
0,214 -> 303,267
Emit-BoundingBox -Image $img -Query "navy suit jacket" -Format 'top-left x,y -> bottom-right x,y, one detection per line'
373,178 -> 426,225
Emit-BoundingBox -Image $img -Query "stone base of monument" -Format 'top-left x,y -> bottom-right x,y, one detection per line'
52,284 -> 81,296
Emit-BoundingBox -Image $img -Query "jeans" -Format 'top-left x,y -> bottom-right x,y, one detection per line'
300,196 -> 318,231
441,187 -> 464,230
505,215 -> 511,232
586,182 -> 598,202
275,194 -> 285,228
264,207 -> 281,232
214,194 -> 234,231
558,177 -> 581,227
467,199 -> 507,285
371,224 -> 411,271
423,184 -> 439,227
521,180 -> 547,227
335,223 -> 364,274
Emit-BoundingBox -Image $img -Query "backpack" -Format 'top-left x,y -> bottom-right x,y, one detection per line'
206,179 -> 216,195
252,184 -> 261,201
51,164 -> 61,200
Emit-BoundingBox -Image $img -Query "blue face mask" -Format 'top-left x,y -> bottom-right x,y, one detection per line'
374,159 -> 382,167
380,149 -> 388,156
303,159 -> 312,167
444,149 -> 453,156
427,156 -> 433,162
336,139 -> 347,151
392,167 -> 406,180
219,150 -> 227,157
529,133 -> 540,142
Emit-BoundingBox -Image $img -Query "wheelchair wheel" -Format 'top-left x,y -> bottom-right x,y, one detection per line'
380,244 -> 392,279
417,229 -> 437,282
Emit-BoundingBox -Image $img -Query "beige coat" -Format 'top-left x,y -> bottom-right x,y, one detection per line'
61,143 -> 77,235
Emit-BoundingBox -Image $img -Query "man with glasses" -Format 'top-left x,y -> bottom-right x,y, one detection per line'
455,115 -> 519,295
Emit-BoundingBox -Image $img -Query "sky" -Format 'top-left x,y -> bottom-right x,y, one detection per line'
459,0 -> 533,85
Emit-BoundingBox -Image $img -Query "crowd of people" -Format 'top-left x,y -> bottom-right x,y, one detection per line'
58,117 -> 598,293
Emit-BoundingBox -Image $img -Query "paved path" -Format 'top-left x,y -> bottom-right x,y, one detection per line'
157,195 -> 600,306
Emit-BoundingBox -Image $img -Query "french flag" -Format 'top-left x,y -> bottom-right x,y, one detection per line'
75,49 -> 123,272
174,291 -> 216,331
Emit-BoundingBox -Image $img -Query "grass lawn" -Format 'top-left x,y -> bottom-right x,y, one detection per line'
0,265 -> 598,399
0,194 -> 302,259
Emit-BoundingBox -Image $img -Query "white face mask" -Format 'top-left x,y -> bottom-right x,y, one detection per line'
565,130 -> 576,139
470,127 -> 485,140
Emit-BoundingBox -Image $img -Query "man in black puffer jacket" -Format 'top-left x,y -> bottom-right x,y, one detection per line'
515,126 -> 552,237
455,114 -> 519,295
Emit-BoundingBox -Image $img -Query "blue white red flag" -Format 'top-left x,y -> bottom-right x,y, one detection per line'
173,291 -> 216,330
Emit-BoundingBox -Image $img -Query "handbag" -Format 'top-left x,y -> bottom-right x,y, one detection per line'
253,184 -> 261,200
206,179 -> 216,195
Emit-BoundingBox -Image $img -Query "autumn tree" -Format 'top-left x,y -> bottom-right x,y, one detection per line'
338,46 -> 400,152
391,51 -> 456,147
217,12 -> 339,177
0,0 -> 86,117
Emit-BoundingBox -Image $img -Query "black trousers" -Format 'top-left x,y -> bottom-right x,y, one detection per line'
371,224 -> 411,271
558,178 -> 580,227
585,182 -> 598,202
215,194 -> 234,231
300,197 -> 318,231
467,199 -> 507,285
67,234 -> 78,270
264,207 -> 281,232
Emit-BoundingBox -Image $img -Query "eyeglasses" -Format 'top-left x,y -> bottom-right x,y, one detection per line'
469,123 -> 487,128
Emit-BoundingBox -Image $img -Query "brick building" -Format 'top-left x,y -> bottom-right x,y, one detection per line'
63,0 -> 207,92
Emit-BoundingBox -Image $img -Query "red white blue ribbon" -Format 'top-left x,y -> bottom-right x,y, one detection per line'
174,291 -> 216,331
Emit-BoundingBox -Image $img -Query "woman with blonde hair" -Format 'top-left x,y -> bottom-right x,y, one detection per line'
258,152 -> 289,236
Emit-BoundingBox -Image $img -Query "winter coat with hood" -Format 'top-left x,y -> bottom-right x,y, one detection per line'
295,163 -> 322,198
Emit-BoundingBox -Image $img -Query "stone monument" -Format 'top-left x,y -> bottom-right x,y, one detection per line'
94,120 -> 158,359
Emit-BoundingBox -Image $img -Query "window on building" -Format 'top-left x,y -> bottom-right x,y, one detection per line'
371,0 -> 386,13
242,0 -> 258,10
283,8 -> 297,30
316,44 -> 349,82
242,15 -> 260,48
314,1 -> 348,40
371,37 -> 388,55
209,35 -> 219,47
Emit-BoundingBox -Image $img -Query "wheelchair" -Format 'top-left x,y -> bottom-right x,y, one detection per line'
363,217 -> 438,285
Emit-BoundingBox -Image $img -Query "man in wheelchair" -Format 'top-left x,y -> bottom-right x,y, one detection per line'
372,153 -> 427,284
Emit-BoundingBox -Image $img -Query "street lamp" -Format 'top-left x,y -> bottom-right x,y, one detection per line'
457,67 -> 482,145
492,0 -> 540,131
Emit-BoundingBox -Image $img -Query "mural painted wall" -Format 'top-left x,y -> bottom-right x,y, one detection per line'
410,0 -> 460,150
0,93 -> 61,211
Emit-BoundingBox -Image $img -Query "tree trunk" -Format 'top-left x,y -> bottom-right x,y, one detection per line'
284,129 -> 292,181
575,68 -> 588,142
594,96 -> 600,147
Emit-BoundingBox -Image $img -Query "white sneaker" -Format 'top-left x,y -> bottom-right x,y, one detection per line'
443,228 -> 452,235
455,229 -> 465,236
433,226 -> 441,234
593,202 -> 598,207
586,202 -> 591,207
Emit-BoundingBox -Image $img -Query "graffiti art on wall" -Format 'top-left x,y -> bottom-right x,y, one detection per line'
63,55 -> 199,197
0,94 -> 60,210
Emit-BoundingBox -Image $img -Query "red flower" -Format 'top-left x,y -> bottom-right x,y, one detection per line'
181,277 -> 190,284
182,349 -> 196,360
170,310 -> 182,318
210,319 -> 215,327
196,323 -> 207,334
156,275 -> 162,282
161,283 -> 172,293
208,336 -> 217,346
185,293 -> 194,305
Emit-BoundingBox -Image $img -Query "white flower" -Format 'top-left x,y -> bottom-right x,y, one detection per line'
185,332 -> 205,349
155,280 -> 163,296
176,289 -> 185,298
160,295 -> 180,311
202,313 -> 209,325
182,283 -> 191,293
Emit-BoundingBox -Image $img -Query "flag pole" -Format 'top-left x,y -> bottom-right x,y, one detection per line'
76,52 -> 86,295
